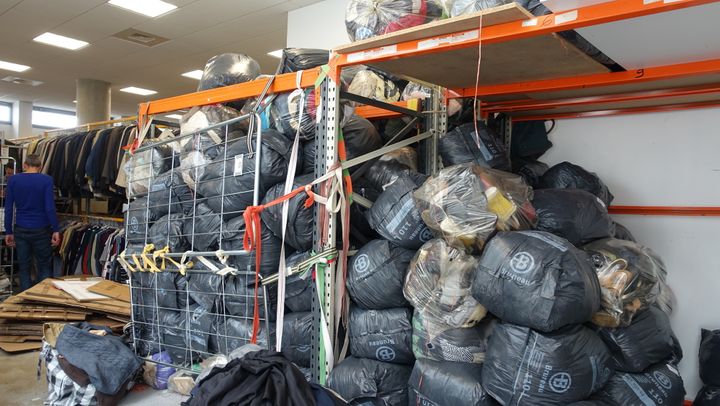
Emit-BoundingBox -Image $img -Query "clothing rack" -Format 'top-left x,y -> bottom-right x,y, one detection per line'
58,213 -> 124,225
43,116 -> 139,138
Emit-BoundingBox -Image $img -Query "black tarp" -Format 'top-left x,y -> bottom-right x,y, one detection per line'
472,231 -> 601,332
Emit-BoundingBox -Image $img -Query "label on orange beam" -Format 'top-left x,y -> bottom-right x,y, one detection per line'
522,19 -> 538,27
417,30 -> 479,50
347,45 -> 398,63
554,10 -> 578,25
643,0 -> 661,4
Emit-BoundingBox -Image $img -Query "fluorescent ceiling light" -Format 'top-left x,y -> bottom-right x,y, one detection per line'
267,49 -> 284,58
33,32 -> 89,50
165,114 -> 183,120
108,0 -> 177,17
181,70 -> 203,80
73,100 -> 77,103
0,60 -> 31,72
120,86 -> 157,96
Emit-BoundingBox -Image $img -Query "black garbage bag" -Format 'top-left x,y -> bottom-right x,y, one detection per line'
514,158 -> 549,189
611,222 -> 636,242
438,122 -> 510,171
270,88 -> 316,140
159,310 -> 188,364
595,306 -> 676,373
364,160 -> 415,191
591,363 -> 685,406
281,312 -> 313,367
540,161 -> 614,206
584,238 -> 667,328
133,271 -> 188,313
327,356 -> 412,406
366,172 -> 432,250
700,329 -> 720,386
281,48 -> 329,73
349,307 -> 414,365
221,215 -> 282,277
221,271 -> 276,321
301,140 -> 316,175
197,130 -> 296,219
533,188 -> 614,246
209,317 -> 273,355
148,214 -> 188,253
148,171 -> 195,218
183,203 -> 222,251
126,197 -> 155,244
408,359 -> 499,406
405,238 -> 487,328
695,387 -> 720,406
472,231 -> 601,332
347,239 -> 414,309
284,251 -> 314,313
412,309 -> 494,364
483,323 -> 612,406
345,0 -> 443,41
261,174 -> 316,251
342,115 -> 384,160
197,53 -> 261,110
179,104 -> 245,161
349,177 -> 382,245
414,164 -> 537,254
509,120 -> 553,160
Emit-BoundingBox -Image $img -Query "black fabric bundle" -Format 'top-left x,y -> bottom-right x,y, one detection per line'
349,307 -> 414,365
700,329 -> 720,386
472,231 -> 601,332
408,359 -> 499,406
590,363 -> 686,406
147,171 -> 195,218
327,356 -> 412,406
533,188 -> 614,246
126,196 -> 155,244
540,161 -> 614,206
221,215 -> 282,277
284,251 -> 314,313
438,122 -> 510,171
183,202 -> 222,251
281,312 -> 313,367
342,115 -> 384,160
611,222 -> 636,242
270,89 -> 317,140
347,239 -> 414,309
197,53 -> 261,111
281,48 -> 329,73
148,214 -> 188,253
261,174 -> 315,251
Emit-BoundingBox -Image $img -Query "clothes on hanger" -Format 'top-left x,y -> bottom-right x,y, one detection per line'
55,221 -> 126,282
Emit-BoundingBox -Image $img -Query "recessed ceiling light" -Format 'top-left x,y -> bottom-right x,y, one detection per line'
267,49 -> 284,58
73,100 -> 77,103
165,114 -> 183,120
0,60 -> 31,72
181,70 -> 203,80
108,0 -> 177,17
120,86 -> 157,96
33,32 -> 89,50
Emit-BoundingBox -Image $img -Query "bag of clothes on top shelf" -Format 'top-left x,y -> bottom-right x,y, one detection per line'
280,48 -> 329,73
197,53 -> 261,110
343,66 -> 403,103
438,122 -> 511,171
413,164 -> 536,254
196,129 -> 295,219
270,88 -> 317,140
345,0 -> 444,42
327,356 -> 412,405
442,0 -> 513,17
532,188 -> 614,246
472,231 -> 602,332
540,161 -> 615,206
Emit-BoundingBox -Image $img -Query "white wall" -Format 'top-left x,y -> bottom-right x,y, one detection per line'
287,0 -> 349,50
542,107 -> 720,397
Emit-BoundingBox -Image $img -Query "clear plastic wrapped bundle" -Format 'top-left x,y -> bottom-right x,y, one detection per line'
413,164 -> 537,254
402,82 -> 432,100
347,69 -> 402,103
197,53 -> 261,110
180,104 -> 245,160
583,238 -> 668,328
379,146 -> 417,170
404,238 -> 487,328
345,0 -> 444,42
126,142 -> 175,197
412,309 -> 494,364
270,88 -> 317,140
443,0 -> 513,17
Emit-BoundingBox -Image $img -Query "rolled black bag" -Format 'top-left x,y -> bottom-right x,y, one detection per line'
281,311 -> 313,367
595,306 -> 676,373
347,239 -> 414,310
280,48 -> 329,73
408,359 -> 499,406
349,307 -> 414,365
695,386 -> 720,406
404,238 -> 487,328
221,215 -> 282,277
147,171 -> 195,218
533,188 -> 614,246
364,160 -> 415,191
611,222 -> 636,242
540,161 -> 614,206
472,231 -> 601,332
183,202 -> 222,251
591,363 -> 685,406
197,53 -> 261,110
284,251 -> 314,313
366,172 -> 432,250
342,115 -> 384,160
261,174 -> 315,251
327,356 -> 412,406
700,329 -> 720,386
438,122 -> 510,171
482,323 -> 613,406
209,317 -> 273,355
412,309 -> 494,364
126,196 -> 155,244
270,89 -> 316,140
148,214 -> 188,253
197,130 -> 295,219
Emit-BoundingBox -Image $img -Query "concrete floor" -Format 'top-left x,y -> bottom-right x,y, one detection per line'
0,350 -> 188,406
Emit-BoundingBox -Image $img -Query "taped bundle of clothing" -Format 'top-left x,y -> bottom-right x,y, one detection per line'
54,221 -> 126,281
28,125 -> 135,197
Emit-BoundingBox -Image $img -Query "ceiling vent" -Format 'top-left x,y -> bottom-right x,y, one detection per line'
1,76 -> 43,86
112,28 -> 169,47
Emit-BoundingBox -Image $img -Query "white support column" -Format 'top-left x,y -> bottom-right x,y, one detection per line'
76,78 -> 111,125
12,101 -> 33,139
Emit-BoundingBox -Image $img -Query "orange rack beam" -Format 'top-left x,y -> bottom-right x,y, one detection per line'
355,100 -> 419,119
608,206 -> 720,216
511,100 -> 720,121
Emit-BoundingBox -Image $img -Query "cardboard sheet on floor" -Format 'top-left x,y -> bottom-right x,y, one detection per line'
51,279 -> 108,302
17,279 -> 130,317
0,296 -> 89,321
0,341 -> 42,353
0,335 -> 41,343
87,280 -> 131,303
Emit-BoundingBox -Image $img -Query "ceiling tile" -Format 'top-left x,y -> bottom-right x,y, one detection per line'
53,4 -> 149,42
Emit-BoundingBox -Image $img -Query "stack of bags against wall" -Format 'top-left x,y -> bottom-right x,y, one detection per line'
694,329 -> 720,405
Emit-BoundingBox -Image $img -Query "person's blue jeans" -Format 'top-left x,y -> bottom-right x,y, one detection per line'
14,226 -> 53,291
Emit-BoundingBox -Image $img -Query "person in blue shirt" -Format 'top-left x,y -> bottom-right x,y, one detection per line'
4,154 -> 60,291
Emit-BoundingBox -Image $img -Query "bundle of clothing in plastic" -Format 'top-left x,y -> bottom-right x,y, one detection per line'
695,329 -> 720,405
54,220 -> 126,280
29,125 -> 136,198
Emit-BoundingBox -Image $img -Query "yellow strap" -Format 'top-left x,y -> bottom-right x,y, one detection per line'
116,250 -> 137,273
